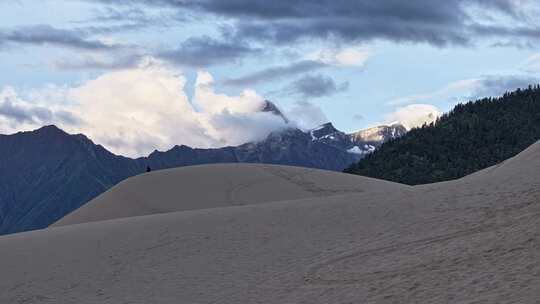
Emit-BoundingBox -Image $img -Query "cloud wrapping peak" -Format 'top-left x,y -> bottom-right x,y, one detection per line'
285,101 -> 328,130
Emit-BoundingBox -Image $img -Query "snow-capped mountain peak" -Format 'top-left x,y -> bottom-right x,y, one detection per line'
350,123 -> 407,143
310,122 -> 341,140
306,122 -> 406,157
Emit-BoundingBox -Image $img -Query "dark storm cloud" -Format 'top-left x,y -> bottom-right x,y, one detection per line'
223,60 -> 326,86
0,25 -> 118,50
158,36 -> 261,67
0,24 -> 259,69
290,74 -> 349,99
12,0 -> 537,71
95,1 -> 464,45
90,0 -> 536,46
0,24 -> 146,70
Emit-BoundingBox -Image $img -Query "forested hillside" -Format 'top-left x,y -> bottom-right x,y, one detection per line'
345,85 -> 540,185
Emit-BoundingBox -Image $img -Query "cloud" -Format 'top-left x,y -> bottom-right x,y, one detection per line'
285,101 -> 328,130
0,23 -> 149,71
389,74 -> 540,106
306,46 -> 371,67
85,5 -> 169,25
53,52 -> 144,70
38,33 -> 261,70
383,75 -> 538,131
224,45 -> 370,87
158,36 -> 261,67
98,0 -> 540,47
384,104 -> 441,130
466,75 -> 539,99
0,99 -> 49,125
0,62 -> 289,157
288,74 -> 349,99
522,53 -> 540,72
191,71 -> 289,145
352,114 -> 364,121
194,71 -> 265,113
0,24 -> 120,51
0,87 -> 80,131
490,40 -> 535,49
221,0 -> 537,46
223,60 -> 326,87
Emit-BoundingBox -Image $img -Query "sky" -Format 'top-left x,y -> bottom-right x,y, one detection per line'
1,0 -> 540,156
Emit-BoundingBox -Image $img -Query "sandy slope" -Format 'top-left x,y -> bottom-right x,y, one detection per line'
2,143 -> 540,303
54,163 -> 407,226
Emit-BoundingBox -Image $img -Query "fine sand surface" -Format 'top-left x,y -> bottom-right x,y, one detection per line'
2,143 -> 540,303
54,164 -> 408,226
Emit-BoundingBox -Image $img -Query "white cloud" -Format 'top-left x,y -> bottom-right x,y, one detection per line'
68,63 -> 207,156
285,101 -> 328,130
194,71 -> 265,114
384,104 -> 441,130
0,62 -> 289,157
522,53 -> 540,72
307,46 -> 370,67
388,75 -> 538,106
387,79 -> 480,106
0,86 -> 78,133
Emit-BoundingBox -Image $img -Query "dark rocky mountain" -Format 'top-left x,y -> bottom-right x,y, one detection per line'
234,127 -> 359,170
0,106 -> 405,235
0,126 -> 141,235
309,122 -> 352,150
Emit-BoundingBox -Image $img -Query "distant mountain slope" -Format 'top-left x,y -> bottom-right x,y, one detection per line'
346,85 -> 540,185
0,126 -> 141,234
146,127 -> 360,172
0,116 -> 404,235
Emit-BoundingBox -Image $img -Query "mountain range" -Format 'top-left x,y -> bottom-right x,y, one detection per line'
0,102 -> 406,235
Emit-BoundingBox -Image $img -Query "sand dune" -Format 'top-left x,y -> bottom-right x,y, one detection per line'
54,163 -> 407,226
2,142 -> 540,303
